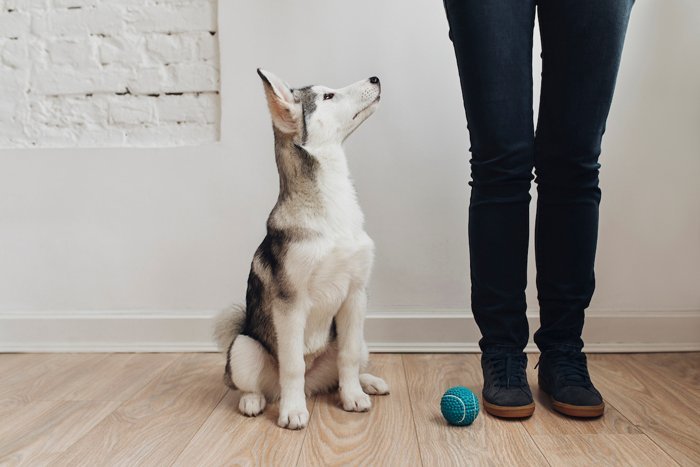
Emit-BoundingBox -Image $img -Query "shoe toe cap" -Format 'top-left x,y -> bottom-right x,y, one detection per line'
555,385 -> 603,406
488,386 -> 533,407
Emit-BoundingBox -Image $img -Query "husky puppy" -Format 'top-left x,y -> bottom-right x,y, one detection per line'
215,69 -> 388,430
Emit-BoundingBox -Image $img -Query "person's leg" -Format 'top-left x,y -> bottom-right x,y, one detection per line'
443,0 -> 537,353
443,0 -> 537,418
533,0 -> 634,352
533,0 -> 634,417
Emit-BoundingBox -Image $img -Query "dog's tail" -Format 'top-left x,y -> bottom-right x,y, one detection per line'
213,304 -> 246,354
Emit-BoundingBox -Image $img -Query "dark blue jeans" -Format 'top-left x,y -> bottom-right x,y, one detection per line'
443,0 -> 634,352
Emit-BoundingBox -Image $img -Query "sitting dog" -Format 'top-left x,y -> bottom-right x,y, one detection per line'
215,69 -> 388,430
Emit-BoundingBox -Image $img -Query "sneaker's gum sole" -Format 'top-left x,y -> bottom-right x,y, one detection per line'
483,400 -> 535,418
551,399 -> 605,418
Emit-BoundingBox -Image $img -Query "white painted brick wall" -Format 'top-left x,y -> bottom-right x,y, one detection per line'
0,0 -> 219,147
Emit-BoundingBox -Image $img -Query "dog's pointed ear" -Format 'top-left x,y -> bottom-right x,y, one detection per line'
257,68 -> 301,134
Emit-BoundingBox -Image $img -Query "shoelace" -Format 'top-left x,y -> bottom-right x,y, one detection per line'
487,353 -> 528,389
536,350 -> 592,387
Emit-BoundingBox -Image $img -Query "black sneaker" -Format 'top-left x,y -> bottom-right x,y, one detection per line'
481,349 -> 535,418
537,349 -> 605,418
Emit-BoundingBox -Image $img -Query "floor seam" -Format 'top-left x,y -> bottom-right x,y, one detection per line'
53,354 -> 186,463
604,398 -> 683,466
294,395 -> 317,466
401,354 -> 425,467
520,420 -> 553,467
638,430 -> 682,466
169,387 -> 228,467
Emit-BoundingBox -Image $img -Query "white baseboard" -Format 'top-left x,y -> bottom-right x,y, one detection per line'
0,309 -> 698,353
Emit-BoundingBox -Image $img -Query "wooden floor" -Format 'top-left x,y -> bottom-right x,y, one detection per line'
0,352 -> 698,466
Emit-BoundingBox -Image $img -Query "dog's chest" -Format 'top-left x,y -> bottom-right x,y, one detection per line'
303,233 -> 373,355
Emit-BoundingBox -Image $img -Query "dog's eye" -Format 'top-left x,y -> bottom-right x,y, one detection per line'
323,93 -> 335,100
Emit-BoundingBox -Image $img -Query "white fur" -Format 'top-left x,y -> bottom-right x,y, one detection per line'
303,79 -> 381,148
226,71 -> 388,430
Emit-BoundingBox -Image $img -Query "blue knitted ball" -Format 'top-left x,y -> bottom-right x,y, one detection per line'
440,386 -> 480,426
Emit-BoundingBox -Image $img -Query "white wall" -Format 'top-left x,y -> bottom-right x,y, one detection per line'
0,0 -> 698,350
0,0 -> 219,147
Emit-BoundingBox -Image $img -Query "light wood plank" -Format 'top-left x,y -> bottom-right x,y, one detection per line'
588,354 -> 700,466
404,353 -> 548,467
51,353 -> 179,402
0,353 -> 178,403
0,354 -> 64,402
0,354 -> 107,402
297,354 -> 421,467
53,354 -> 227,467
531,434 -> 679,467
0,354 -> 52,374
173,391 -> 312,467
626,353 -> 700,396
0,399 -> 121,466
2,352 -> 698,467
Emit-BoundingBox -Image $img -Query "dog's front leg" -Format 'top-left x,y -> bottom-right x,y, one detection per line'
274,307 -> 309,429
336,288 -> 371,412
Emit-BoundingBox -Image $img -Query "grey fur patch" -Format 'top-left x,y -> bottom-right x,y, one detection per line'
217,305 -> 245,389
272,127 -> 321,206
242,226 -> 318,357
241,268 -> 278,356
294,86 -> 317,144
224,344 -> 237,390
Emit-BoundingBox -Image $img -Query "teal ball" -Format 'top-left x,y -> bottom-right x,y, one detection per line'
440,386 -> 480,426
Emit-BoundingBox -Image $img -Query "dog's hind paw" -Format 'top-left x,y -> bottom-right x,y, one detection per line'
360,373 -> 390,395
239,392 -> 266,416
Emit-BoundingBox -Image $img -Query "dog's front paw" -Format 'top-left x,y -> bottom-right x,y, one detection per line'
340,386 -> 372,412
278,405 -> 309,430
239,392 -> 266,416
360,373 -> 390,395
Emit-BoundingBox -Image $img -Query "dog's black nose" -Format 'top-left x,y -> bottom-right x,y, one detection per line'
369,76 -> 380,84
